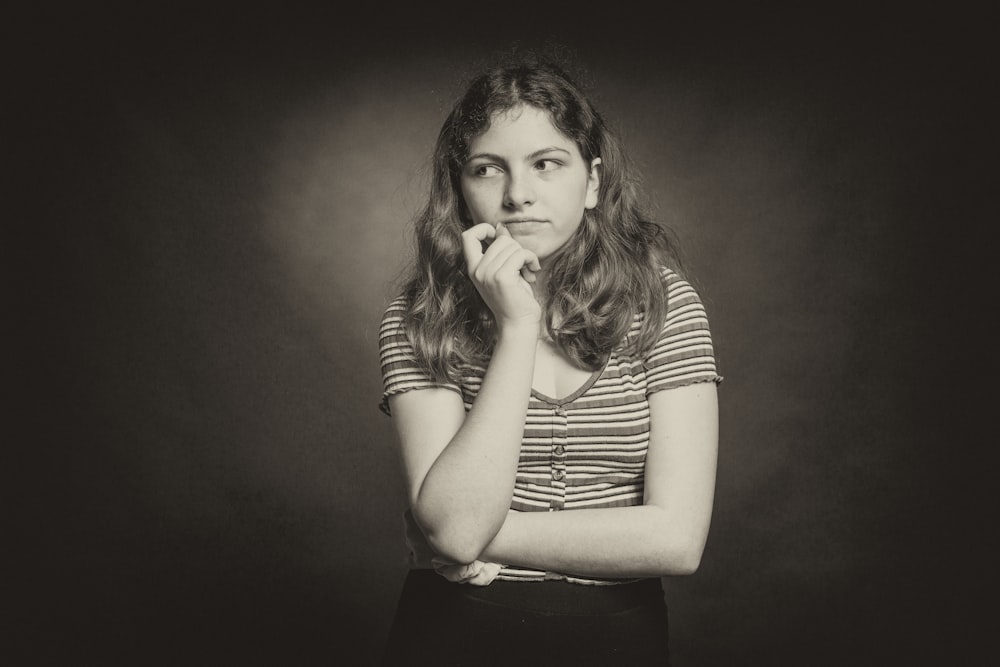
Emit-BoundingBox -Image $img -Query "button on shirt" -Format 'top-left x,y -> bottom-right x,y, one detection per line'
380,269 -> 722,585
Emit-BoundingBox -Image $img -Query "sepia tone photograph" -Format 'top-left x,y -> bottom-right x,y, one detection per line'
11,4 -> 992,665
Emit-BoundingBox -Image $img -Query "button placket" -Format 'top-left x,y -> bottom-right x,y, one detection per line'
549,405 -> 568,510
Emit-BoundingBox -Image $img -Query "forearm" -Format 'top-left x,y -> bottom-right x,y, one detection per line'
414,324 -> 536,562
481,504 -> 711,577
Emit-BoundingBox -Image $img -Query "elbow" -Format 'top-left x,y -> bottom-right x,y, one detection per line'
424,529 -> 487,565
651,508 -> 710,575
654,528 -> 707,576
412,506 -> 491,564
670,548 -> 703,576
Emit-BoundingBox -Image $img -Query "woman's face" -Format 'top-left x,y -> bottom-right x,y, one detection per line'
460,105 -> 600,266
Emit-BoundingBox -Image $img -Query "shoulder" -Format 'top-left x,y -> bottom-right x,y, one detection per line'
658,266 -> 693,295
379,294 -> 415,359
660,268 -> 709,316
381,294 -> 411,320
378,294 -> 436,415
629,267 -> 707,330
658,268 -> 715,336
642,267 -> 723,390
378,293 -> 468,415
380,294 -> 411,332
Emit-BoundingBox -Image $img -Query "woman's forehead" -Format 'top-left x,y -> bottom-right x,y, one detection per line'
469,105 -> 577,155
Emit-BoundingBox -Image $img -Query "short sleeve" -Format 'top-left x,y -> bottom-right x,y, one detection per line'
644,270 -> 724,394
378,297 -> 461,415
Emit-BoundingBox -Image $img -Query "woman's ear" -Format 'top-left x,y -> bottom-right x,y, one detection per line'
584,157 -> 602,210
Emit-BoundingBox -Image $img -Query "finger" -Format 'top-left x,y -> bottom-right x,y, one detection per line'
496,222 -> 512,238
451,562 -> 481,583
433,561 -> 478,583
476,238 -> 522,281
497,247 -> 537,284
519,248 -> 541,283
461,223 -> 497,273
523,249 -> 540,273
466,561 -> 503,586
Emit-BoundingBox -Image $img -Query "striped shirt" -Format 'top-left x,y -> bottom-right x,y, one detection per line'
379,269 -> 722,585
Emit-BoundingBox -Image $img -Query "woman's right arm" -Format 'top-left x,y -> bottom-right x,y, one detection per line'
388,223 -> 540,564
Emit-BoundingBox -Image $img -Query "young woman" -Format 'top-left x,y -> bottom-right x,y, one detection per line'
378,56 -> 722,666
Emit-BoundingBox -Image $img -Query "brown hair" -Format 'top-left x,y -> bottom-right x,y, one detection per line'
402,56 -> 681,380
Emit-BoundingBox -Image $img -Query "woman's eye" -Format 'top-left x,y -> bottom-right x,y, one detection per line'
535,159 -> 561,171
474,165 -> 502,177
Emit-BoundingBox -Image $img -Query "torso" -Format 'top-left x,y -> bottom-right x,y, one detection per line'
381,267 -> 720,584
532,336 -> 596,400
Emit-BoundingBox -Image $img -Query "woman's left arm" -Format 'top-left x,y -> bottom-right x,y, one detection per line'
481,381 -> 718,577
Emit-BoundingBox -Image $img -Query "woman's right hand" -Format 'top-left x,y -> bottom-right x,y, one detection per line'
461,222 -> 541,330
431,557 -> 503,586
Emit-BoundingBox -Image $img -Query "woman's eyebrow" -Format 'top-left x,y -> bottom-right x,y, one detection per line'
526,146 -> 571,161
465,152 -> 505,163
466,146 -> 572,164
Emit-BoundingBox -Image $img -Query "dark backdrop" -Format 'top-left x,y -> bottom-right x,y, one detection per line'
12,5 -> 993,666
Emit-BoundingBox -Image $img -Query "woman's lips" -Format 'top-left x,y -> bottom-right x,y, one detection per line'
501,218 -> 546,229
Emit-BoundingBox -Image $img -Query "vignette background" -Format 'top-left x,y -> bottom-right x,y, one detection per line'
12,5 -> 992,665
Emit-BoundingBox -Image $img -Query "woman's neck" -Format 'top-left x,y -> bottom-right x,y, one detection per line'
531,268 -> 556,339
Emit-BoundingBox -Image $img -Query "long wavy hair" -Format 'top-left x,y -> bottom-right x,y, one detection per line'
402,58 -> 681,382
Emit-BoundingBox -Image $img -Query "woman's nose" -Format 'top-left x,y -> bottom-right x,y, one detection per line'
503,170 -> 535,208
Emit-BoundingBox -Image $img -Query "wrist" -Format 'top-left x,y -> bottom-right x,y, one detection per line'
496,317 -> 540,339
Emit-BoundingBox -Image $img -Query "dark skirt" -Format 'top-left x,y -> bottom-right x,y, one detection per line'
382,569 -> 670,666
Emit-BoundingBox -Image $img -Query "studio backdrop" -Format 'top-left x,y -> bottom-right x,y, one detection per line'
16,7 -> 988,666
